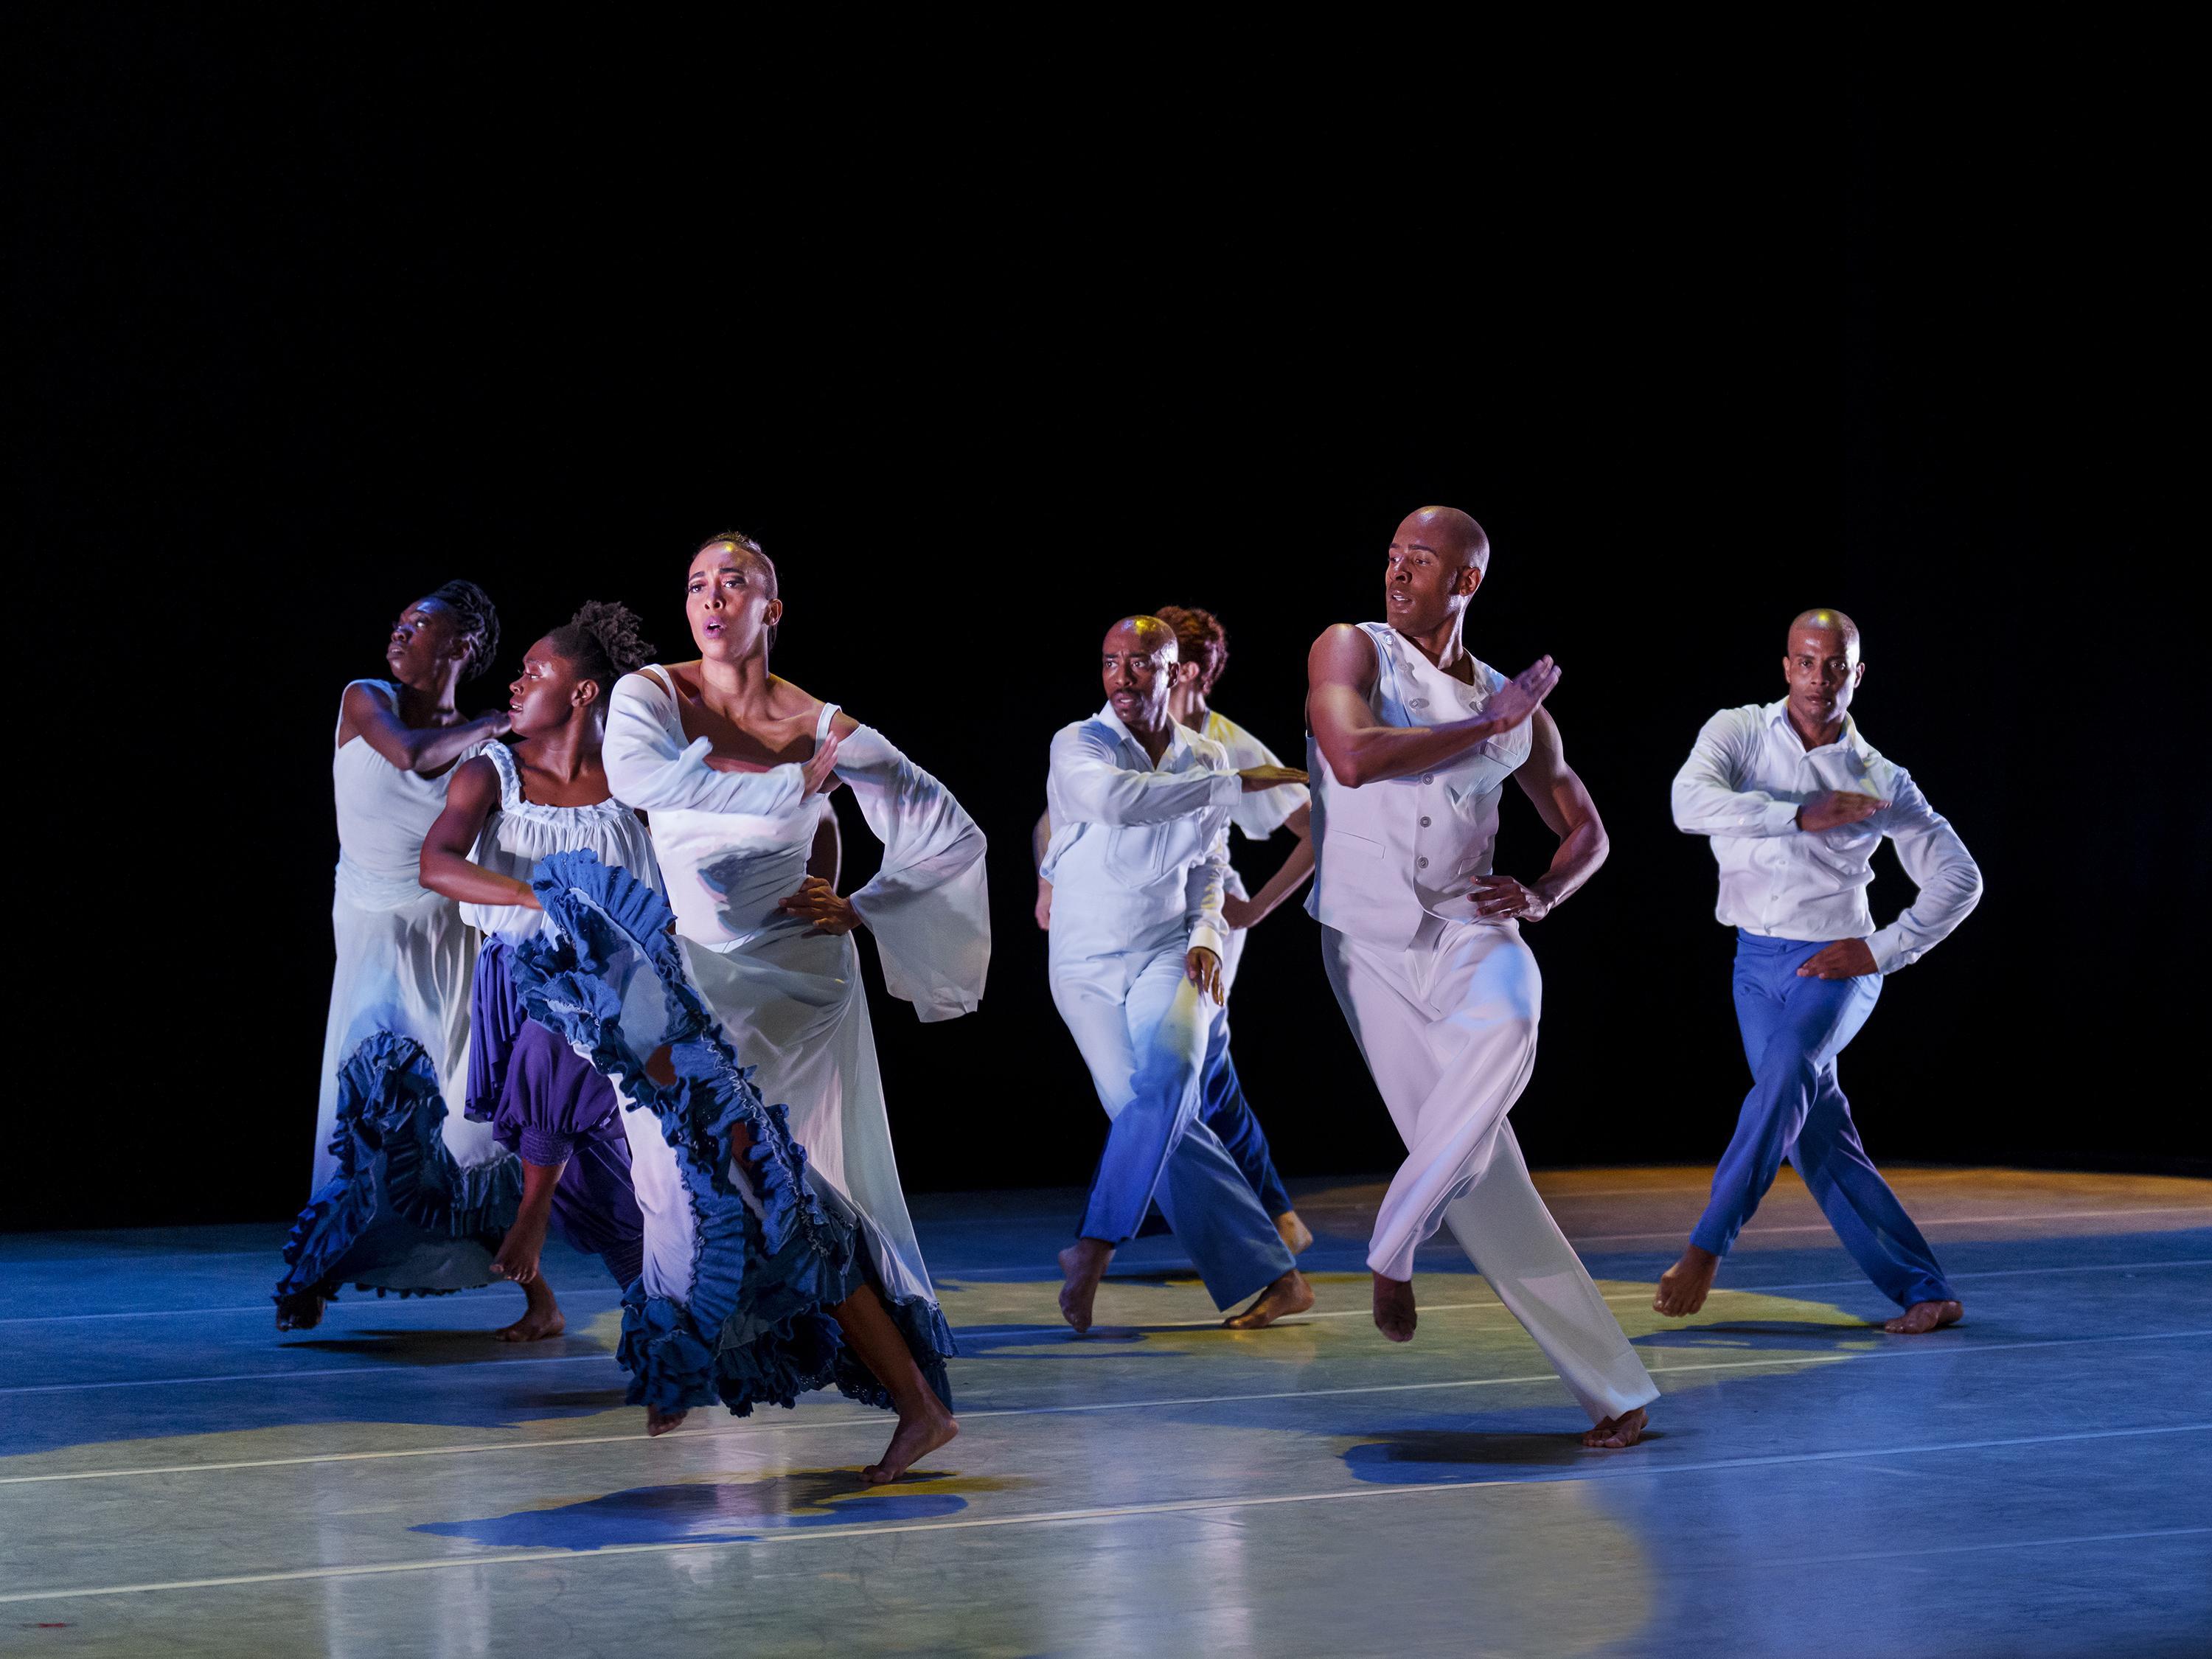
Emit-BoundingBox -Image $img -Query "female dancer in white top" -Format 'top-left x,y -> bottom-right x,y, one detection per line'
525,532 -> 986,1484
276,582 -> 510,1329
418,602 -> 662,1343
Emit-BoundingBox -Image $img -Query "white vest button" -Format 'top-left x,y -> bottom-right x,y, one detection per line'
1417,857 -> 1429,869
1419,815 -> 1431,827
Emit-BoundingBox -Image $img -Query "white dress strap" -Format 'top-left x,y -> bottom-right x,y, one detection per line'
813,702 -> 841,745
639,664 -> 678,701
479,737 -> 524,807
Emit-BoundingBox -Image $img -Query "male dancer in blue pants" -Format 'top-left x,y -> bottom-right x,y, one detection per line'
1656,609 -> 1983,1333
1045,616 -> 1314,1334
1034,603 -> 1316,1256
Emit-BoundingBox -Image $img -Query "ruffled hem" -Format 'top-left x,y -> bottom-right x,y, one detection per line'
513,849 -> 956,1415
274,1031 -> 521,1323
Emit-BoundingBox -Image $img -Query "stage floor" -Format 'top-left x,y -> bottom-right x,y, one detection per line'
2,1166 -> 2207,1658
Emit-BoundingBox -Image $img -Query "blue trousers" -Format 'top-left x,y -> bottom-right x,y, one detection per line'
1053,940 -> 1294,1309
1691,931 -> 1955,1309
1085,1028 -> 1295,1239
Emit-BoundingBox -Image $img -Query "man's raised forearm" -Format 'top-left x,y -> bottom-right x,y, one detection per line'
1329,712 -> 1513,787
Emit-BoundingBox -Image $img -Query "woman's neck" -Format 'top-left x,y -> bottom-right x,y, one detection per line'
691,650 -> 779,724
393,668 -> 462,726
515,717 -> 595,783
1169,686 -> 1211,731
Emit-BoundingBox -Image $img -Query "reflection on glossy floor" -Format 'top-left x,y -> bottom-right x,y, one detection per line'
4,1166 -> 2208,1658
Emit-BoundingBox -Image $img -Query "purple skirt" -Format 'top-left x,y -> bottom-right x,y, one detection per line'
470,938 -> 644,1287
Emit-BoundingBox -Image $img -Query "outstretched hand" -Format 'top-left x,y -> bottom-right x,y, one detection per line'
1798,939 -> 1878,980
1237,764 -> 1309,793
779,874 -> 860,936
1484,657 -> 1560,734
1796,790 -> 1889,832
1186,945 -> 1225,1003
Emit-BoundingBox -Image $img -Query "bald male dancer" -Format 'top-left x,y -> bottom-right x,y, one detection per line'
1656,610 -> 1982,1333
1307,507 -> 1658,1448
1046,616 -> 1314,1333
1035,603 -> 1317,1256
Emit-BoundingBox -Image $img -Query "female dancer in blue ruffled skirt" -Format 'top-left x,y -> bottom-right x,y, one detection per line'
520,531 -> 987,1484
276,583 -> 512,1329
417,602 -> 661,1343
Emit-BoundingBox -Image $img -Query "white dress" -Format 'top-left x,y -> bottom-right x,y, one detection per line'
314,683 -> 495,1187
276,685 -> 507,1312
462,741 -> 663,945
575,667 -> 990,1409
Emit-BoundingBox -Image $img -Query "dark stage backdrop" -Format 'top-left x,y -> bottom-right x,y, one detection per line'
11,21 -> 2202,1230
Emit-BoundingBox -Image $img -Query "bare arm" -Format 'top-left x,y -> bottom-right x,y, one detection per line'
341,682 -> 508,776
1305,625 -> 1559,787
1221,802 -> 1315,931
418,758 -> 540,910
1467,709 -> 1607,922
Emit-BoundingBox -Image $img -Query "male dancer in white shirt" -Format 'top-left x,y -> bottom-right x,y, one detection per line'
1046,616 -> 1315,1335
1034,604 -> 1317,1255
1306,506 -> 1658,1449
1656,609 -> 1981,1333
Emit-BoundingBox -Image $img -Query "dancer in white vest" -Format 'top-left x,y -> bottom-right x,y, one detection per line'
1306,507 -> 1658,1448
1046,616 -> 1315,1334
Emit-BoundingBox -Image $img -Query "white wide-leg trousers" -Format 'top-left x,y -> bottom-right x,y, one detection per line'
1321,919 -> 1658,1422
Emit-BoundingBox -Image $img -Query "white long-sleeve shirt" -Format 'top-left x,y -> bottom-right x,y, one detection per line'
1671,700 -> 1983,973
1041,703 -> 1237,962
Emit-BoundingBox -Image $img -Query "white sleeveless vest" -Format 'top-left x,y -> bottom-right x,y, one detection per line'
1305,622 -> 1532,948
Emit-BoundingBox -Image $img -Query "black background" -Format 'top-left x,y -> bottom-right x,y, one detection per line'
11,18 -> 2202,1231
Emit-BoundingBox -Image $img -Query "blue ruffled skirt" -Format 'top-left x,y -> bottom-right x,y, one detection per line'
509,849 -> 955,1416
274,1031 -> 522,1326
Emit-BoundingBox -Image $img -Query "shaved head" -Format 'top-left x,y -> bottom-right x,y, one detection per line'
1405,505 -> 1490,575
1105,615 -> 1179,661
1788,608 -> 1860,657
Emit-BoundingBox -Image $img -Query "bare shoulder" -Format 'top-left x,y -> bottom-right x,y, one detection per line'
448,752 -> 502,800
827,709 -> 862,740
341,679 -> 394,717
1308,623 -> 1379,686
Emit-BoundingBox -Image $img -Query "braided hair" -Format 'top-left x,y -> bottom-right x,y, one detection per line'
427,579 -> 502,682
696,529 -> 780,653
546,600 -> 656,709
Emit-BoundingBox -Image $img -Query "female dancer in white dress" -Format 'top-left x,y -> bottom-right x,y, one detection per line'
520,532 -> 986,1481
275,582 -> 512,1329
418,602 -> 661,1343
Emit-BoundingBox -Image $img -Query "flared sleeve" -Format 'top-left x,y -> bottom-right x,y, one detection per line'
603,670 -> 808,818
836,724 -> 991,1023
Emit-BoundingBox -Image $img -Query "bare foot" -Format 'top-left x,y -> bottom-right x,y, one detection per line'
274,1290 -> 326,1332
860,1402 -> 960,1485
489,1208 -> 552,1288
644,1403 -> 688,1437
1058,1239 -> 1112,1335
1582,1407 -> 1649,1449
1652,1245 -> 1720,1318
1373,1271 -> 1417,1343
1883,1299 -> 1964,1335
1224,1268 -> 1315,1329
492,1275 -> 566,1343
1275,1211 -> 1315,1256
